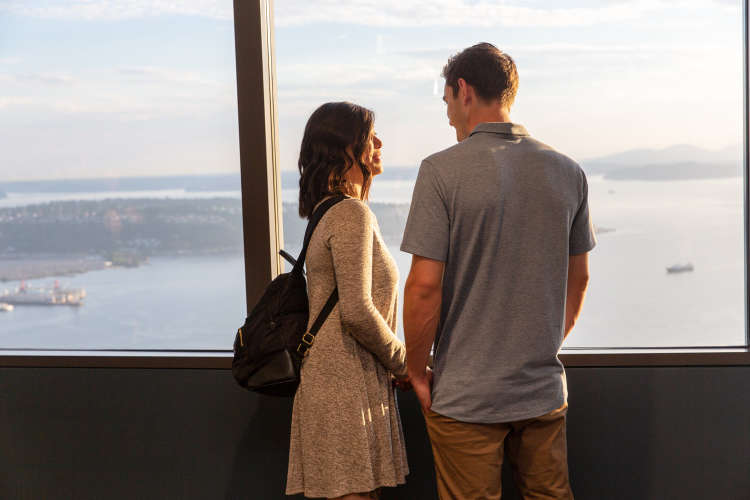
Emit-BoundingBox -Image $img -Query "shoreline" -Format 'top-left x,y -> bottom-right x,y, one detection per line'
0,252 -> 244,282
0,257 -> 110,282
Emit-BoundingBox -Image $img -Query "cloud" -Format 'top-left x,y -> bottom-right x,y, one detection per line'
14,72 -> 75,85
118,66 -> 221,87
1,0 -> 734,26
275,38 -> 729,96
376,35 -> 385,56
0,96 -> 34,109
278,60 -> 440,90
279,87 -> 398,99
0,57 -> 22,64
275,59 -> 440,108
274,0 -> 739,28
0,82 -> 236,118
0,71 -> 75,86
507,42 -> 727,54
0,63 -> 236,118
274,0 -> 674,28
393,41 -> 727,60
0,0 -> 231,21
41,84 -> 237,116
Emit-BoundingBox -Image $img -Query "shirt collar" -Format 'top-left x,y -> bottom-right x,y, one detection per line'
469,122 -> 528,138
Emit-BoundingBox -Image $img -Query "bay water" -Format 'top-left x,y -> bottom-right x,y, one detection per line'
0,175 -> 744,350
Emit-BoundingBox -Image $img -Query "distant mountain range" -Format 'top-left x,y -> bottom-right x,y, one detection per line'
602,162 -> 740,181
0,143 -> 743,191
582,144 -> 742,180
280,167 -> 419,189
0,174 -> 241,193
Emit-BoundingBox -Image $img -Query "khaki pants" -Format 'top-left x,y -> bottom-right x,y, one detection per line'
423,404 -> 573,500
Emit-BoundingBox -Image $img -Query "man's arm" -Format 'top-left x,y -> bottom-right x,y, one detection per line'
565,252 -> 590,339
403,255 -> 444,411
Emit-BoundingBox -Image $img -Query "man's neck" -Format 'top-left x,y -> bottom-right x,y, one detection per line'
464,107 -> 512,137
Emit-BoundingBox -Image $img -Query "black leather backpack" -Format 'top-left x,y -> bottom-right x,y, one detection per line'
232,195 -> 344,396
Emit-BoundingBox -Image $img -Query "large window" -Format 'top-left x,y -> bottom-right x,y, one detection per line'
0,1 -> 244,350
1,1 -> 747,363
275,0 -> 747,348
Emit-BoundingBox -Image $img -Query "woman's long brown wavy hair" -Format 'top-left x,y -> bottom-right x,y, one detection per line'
298,102 -> 374,219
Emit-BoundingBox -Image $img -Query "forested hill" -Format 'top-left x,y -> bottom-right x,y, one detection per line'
0,198 -> 244,256
282,202 -> 410,248
0,198 -> 411,257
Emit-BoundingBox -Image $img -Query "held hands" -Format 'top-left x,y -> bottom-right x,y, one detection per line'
393,376 -> 413,392
409,367 -> 434,412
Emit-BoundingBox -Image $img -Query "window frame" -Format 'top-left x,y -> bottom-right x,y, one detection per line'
1,0 -> 749,369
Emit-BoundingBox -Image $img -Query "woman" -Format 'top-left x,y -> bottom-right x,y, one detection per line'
286,102 -> 410,500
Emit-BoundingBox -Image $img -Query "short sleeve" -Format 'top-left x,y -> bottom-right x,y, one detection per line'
400,159 -> 450,262
569,172 -> 597,255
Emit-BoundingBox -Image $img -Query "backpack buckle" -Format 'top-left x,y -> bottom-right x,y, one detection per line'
296,332 -> 316,357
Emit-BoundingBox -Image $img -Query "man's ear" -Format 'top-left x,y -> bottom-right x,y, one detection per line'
457,78 -> 472,106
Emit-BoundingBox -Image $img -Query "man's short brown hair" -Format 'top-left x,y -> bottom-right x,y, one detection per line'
442,42 -> 519,109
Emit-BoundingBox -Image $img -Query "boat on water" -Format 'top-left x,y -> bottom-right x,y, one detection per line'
666,263 -> 694,274
0,303 -> 13,312
0,281 -> 86,306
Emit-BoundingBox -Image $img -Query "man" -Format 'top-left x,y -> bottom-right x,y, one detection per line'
401,43 -> 595,499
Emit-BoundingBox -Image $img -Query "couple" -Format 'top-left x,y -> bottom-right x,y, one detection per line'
286,43 -> 595,500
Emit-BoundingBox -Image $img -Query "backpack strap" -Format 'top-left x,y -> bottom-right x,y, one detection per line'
291,194 -> 346,275
297,288 -> 339,358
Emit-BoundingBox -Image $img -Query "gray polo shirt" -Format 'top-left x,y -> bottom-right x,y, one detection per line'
401,122 -> 596,423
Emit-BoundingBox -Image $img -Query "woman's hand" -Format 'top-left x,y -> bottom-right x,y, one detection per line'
392,375 -> 413,392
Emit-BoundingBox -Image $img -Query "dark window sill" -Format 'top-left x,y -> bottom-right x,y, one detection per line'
1,348 -> 749,368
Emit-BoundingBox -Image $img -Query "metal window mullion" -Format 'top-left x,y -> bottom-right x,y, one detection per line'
744,0 -> 749,348
234,0 -> 283,311
265,0 -> 283,272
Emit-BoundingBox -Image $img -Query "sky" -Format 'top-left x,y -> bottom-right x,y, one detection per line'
0,0 -> 745,181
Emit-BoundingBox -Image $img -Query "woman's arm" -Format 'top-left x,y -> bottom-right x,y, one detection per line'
327,200 -> 406,376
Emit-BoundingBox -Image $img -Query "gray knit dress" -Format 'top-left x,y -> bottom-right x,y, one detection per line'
286,198 -> 409,498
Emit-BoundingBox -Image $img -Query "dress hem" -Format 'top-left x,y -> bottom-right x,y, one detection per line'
285,475 -> 408,498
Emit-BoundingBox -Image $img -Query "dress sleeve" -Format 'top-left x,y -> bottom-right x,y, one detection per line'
327,200 -> 407,376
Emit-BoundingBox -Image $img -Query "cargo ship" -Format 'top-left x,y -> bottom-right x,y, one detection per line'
0,281 -> 86,306
666,263 -> 694,274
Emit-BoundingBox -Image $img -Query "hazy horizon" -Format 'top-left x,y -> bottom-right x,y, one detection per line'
0,140 -> 743,184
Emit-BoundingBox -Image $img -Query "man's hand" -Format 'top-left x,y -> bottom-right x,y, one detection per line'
410,367 -> 433,412
404,255 -> 443,413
